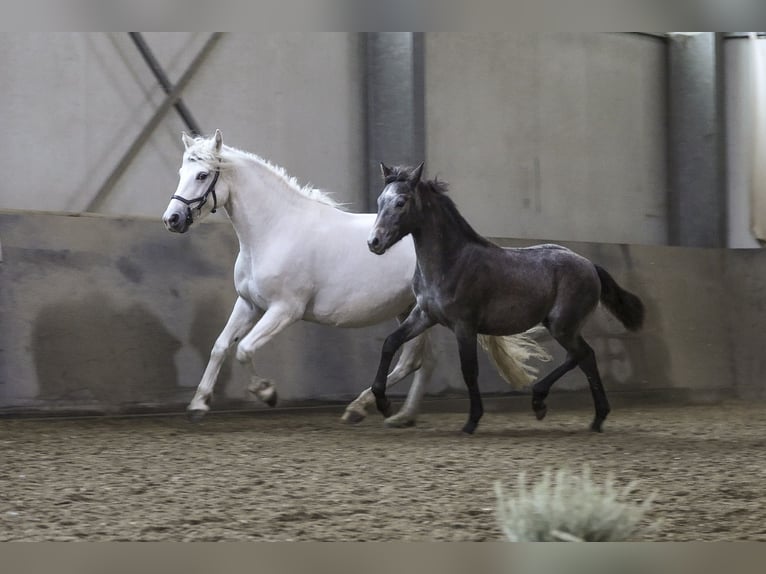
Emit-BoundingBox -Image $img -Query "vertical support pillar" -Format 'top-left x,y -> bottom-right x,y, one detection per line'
668,32 -> 726,247
365,33 -> 425,211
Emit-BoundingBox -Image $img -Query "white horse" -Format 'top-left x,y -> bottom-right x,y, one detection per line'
162,130 -> 549,426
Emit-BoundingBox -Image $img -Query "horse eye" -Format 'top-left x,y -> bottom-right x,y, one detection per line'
395,198 -> 406,208
196,172 -> 209,181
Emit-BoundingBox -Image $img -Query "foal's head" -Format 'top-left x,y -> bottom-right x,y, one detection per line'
163,129 -> 231,233
367,162 -> 424,255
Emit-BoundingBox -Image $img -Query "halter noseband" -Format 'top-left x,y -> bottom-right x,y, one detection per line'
171,168 -> 221,226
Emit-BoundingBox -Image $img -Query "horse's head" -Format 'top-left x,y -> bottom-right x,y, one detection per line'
163,129 -> 229,233
368,162 -> 424,255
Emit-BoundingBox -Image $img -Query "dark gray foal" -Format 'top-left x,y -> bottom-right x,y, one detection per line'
367,163 -> 644,434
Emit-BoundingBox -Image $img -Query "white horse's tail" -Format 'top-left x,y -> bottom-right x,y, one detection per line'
478,327 -> 552,389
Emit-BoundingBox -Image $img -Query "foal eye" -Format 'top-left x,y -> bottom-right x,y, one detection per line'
196,172 -> 209,181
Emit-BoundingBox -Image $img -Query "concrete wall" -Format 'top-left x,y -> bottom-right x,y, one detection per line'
2,33 -> 669,247
1,211 -> 763,416
0,33 -> 367,216
424,33 -> 668,245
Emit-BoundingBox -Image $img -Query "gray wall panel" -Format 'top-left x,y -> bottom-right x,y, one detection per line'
424,33 -> 668,245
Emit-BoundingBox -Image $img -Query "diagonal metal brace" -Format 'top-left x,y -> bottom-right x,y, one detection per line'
129,32 -> 202,136
84,33 -> 223,213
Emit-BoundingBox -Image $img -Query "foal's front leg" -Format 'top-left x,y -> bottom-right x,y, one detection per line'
341,330 -> 434,426
371,306 -> 435,417
188,297 -> 261,420
456,328 -> 482,434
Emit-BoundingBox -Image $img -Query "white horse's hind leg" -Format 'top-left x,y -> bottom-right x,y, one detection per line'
188,297 -> 261,418
341,331 -> 430,425
384,331 -> 435,428
234,304 -> 300,407
247,375 -> 278,407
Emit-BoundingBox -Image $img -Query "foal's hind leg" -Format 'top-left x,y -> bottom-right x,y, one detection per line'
530,318 -> 584,422
531,331 -> 610,432
574,337 -> 610,432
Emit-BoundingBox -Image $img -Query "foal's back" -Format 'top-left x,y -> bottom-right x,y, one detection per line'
454,242 -> 601,336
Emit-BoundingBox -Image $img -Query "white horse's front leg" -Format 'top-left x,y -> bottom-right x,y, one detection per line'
235,304 -> 300,407
188,297 -> 261,419
341,331 -> 432,425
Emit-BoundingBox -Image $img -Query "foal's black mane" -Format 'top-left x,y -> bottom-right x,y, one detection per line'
418,182 -> 495,249
386,165 -> 494,248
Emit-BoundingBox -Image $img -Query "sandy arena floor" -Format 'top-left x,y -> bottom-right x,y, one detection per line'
1,401 -> 765,541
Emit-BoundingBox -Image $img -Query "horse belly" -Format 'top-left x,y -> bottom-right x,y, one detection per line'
305,282 -> 414,327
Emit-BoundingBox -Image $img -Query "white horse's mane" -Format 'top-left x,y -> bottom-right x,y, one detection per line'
185,136 -> 344,209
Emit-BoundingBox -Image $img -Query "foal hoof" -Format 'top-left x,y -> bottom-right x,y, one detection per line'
590,419 -> 605,433
187,409 -> 207,424
341,410 -> 366,425
375,399 -> 394,418
264,390 -> 278,408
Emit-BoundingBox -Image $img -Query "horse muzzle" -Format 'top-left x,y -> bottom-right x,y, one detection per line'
164,210 -> 191,233
367,231 -> 389,255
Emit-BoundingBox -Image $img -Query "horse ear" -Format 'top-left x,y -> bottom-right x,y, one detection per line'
409,162 -> 424,186
214,129 -> 223,153
181,132 -> 194,149
380,162 -> 393,180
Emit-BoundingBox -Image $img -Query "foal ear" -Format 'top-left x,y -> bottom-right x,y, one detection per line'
213,129 -> 223,153
380,162 -> 394,180
409,162 -> 424,186
181,131 -> 194,149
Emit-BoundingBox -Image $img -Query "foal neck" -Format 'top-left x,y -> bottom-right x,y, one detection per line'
411,185 -> 494,275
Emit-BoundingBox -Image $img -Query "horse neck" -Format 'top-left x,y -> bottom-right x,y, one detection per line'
411,192 -> 485,279
223,158 -> 321,253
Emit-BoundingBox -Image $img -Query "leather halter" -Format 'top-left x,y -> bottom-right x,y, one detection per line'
171,168 -> 220,226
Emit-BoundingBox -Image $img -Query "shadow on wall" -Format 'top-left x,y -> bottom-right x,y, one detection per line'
32,292 -> 182,406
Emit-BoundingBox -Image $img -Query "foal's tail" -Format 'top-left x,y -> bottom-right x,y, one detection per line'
594,265 -> 645,332
478,328 -> 552,390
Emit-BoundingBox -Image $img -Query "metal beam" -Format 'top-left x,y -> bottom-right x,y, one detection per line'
84,33 -> 223,213
128,32 -> 202,136
365,33 -> 425,210
667,32 -> 726,247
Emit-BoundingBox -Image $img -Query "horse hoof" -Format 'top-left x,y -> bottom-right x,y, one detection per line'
383,415 -> 416,428
533,405 -> 547,421
341,410 -> 366,425
265,391 -> 278,408
461,422 -> 477,435
187,410 -> 207,424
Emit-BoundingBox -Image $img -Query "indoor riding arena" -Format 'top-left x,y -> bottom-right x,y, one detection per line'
2,33 -> 766,543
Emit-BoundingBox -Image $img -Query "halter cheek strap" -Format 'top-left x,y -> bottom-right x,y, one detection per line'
171,168 -> 221,226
